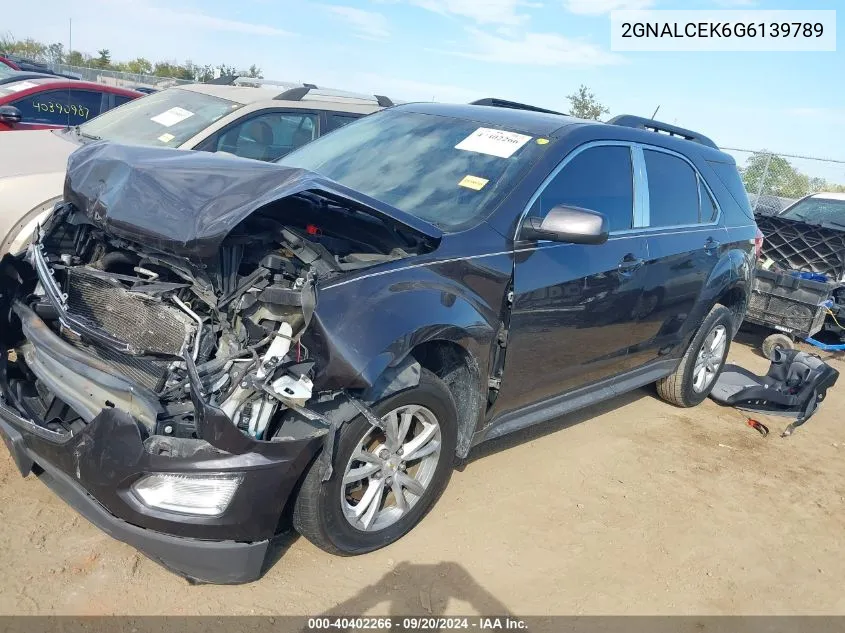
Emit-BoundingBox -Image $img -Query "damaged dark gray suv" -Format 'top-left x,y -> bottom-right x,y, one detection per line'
0,101 -> 757,584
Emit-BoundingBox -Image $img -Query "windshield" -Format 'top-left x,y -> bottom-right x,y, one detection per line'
79,88 -> 242,147
278,109 -> 549,230
780,196 -> 845,228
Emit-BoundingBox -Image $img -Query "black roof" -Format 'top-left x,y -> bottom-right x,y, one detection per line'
399,102 -> 580,137
396,102 -> 728,160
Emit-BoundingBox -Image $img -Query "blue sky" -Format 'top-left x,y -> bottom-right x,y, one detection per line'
4,0 -> 844,179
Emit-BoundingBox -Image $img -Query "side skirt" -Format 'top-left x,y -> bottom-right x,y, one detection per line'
472,359 -> 678,447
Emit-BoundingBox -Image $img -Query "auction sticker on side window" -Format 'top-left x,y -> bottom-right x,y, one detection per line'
455,127 -> 532,159
151,107 -> 194,127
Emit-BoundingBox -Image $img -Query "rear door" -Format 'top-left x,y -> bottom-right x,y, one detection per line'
494,143 -> 650,416
626,146 -> 729,367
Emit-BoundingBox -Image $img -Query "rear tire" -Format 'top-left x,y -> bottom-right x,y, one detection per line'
656,304 -> 734,407
762,333 -> 793,361
293,369 -> 457,555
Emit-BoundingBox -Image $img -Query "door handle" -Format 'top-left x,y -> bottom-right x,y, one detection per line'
618,254 -> 644,275
704,237 -> 721,254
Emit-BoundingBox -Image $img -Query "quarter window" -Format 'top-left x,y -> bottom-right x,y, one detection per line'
532,145 -> 634,232
644,150 -> 700,227
699,178 -> 718,222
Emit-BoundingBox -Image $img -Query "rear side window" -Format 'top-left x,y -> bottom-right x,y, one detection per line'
644,150 -> 699,227
11,89 -> 104,125
534,145 -> 634,232
112,95 -> 135,108
328,113 -> 360,130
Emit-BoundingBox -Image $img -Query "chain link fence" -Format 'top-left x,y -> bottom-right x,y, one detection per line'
47,63 -> 194,91
725,148 -> 845,216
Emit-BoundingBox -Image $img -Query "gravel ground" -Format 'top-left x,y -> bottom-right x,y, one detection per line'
1,337 -> 843,617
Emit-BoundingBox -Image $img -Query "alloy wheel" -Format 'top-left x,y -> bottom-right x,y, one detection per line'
341,404 -> 442,532
692,324 -> 728,392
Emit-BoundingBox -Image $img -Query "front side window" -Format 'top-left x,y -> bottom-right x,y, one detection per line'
214,111 -> 318,161
12,89 -> 103,125
644,150 -> 700,227
79,87 -> 242,147
531,145 -> 635,232
279,109 -> 549,231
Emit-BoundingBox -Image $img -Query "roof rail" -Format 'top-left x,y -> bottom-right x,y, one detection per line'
274,86 -> 394,107
470,98 -> 565,116
607,114 -> 718,149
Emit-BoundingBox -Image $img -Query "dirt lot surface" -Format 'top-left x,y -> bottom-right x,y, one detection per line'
1,336 -> 844,617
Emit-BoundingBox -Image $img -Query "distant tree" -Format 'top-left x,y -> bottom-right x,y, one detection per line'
247,64 -> 263,78
217,64 -> 239,78
66,50 -> 86,66
567,84 -> 609,121
95,49 -> 111,68
0,34 -> 47,60
46,42 -> 64,64
741,152 -> 811,199
124,57 -> 153,75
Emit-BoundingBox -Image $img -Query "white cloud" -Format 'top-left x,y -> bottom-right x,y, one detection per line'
563,0 -> 655,15
142,6 -> 293,36
408,0 -> 540,26
320,5 -> 391,40
441,28 -> 624,66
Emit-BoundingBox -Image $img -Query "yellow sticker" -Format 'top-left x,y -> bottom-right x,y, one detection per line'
458,175 -> 489,191
537,138 -> 549,145
158,133 -> 176,143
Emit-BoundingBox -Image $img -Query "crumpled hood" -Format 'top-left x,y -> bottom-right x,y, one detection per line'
64,141 -> 443,263
757,213 -> 845,282
0,129 -> 79,178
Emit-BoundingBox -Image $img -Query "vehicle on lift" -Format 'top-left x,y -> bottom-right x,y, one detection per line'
0,100 -> 757,584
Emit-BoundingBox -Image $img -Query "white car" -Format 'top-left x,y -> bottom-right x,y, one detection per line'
0,82 -> 392,253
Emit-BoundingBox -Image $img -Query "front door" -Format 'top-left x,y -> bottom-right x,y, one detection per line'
493,143 -> 650,417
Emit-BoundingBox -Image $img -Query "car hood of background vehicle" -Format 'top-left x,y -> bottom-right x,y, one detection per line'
64,142 -> 443,263
0,129 -> 77,178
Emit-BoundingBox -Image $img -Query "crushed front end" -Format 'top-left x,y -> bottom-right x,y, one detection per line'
0,144 -> 437,584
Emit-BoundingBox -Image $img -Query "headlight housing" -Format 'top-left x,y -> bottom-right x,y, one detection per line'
131,473 -> 242,517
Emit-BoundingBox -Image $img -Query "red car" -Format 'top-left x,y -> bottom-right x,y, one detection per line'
0,57 -> 21,70
0,78 -> 143,131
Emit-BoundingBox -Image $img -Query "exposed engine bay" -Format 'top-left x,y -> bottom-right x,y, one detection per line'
1,190 -> 429,446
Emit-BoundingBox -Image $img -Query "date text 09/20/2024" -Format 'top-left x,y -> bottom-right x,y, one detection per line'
306,617 -> 529,630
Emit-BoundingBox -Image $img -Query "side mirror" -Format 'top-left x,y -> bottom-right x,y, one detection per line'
520,205 -> 609,245
0,105 -> 22,125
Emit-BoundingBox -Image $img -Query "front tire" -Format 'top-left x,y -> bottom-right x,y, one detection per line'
293,368 -> 457,555
656,304 -> 734,407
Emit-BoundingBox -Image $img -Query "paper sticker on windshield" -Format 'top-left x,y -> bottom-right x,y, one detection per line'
151,107 -> 194,127
455,127 -> 532,159
458,175 -> 489,191
6,81 -> 38,93
158,133 -> 175,144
